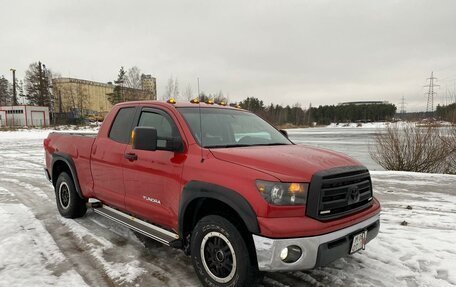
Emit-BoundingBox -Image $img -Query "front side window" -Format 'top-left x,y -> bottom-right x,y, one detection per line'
178,107 -> 291,148
138,110 -> 180,148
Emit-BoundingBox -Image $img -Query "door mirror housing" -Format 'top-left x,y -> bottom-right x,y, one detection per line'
279,129 -> 289,139
132,127 -> 184,152
132,127 -> 157,151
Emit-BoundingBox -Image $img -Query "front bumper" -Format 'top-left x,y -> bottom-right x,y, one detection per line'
253,213 -> 380,271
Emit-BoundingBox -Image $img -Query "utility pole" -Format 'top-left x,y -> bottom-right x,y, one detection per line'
400,96 -> 406,117
10,68 -> 17,105
44,64 -> 51,123
38,61 -> 44,106
424,72 -> 439,117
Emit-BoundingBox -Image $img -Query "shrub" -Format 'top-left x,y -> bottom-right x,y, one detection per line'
370,124 -> 455,174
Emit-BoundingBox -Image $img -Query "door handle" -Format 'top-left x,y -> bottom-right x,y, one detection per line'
124,152 -> 138,161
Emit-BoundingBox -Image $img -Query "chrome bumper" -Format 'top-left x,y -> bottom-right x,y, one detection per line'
253,213 -> 380,271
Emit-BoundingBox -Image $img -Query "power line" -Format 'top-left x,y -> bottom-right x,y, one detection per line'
400,96 -> 406,115
424,71 -> 439,116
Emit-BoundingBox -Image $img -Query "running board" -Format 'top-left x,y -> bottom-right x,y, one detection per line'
89,200 -> 179,246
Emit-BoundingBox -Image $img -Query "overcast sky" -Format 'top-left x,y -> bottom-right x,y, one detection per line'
1,0 -> 456,111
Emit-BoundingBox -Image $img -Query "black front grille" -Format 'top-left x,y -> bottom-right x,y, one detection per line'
306,166 -> 373,221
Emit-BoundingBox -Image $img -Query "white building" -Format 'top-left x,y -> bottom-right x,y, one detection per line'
0,106 -> 50,127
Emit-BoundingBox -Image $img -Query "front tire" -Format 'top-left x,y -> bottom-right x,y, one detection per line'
191,215 -> 260,287
55,172 -> 87,218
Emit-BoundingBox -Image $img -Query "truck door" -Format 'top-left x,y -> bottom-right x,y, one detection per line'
122,107 -> 186,230
91,106 -> 137,210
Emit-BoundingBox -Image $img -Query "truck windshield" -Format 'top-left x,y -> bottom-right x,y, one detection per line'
177,107 -> 292,148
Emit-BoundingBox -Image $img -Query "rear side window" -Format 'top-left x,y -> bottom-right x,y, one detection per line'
109,107 -> 136,143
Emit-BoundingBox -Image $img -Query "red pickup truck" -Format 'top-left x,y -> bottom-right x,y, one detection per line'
44,100 -> 380,287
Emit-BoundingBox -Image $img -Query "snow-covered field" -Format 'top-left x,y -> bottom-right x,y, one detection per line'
0,128 -> 455,287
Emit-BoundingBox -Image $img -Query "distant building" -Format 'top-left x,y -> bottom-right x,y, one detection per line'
52,78 -> 114,115
52,76 -> 157,116
141,74 -> 157,99
0,105 -> 50,127
338,101 -> 390,106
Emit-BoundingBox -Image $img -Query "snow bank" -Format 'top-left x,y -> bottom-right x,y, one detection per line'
326,121 -> 454,129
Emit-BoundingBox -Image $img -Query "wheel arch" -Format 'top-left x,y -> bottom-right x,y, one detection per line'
51,153 -> 84,199
178,181 -> 260,239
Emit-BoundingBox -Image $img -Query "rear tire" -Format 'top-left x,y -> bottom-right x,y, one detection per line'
191,215 -> 260,287
55,172 -> 87,218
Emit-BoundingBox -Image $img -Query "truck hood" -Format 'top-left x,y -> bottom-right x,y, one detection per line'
209,144 -> 363,182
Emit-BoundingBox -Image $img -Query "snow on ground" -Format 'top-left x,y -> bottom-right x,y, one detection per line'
0,128 -> 455,287
0,202 -> 88,287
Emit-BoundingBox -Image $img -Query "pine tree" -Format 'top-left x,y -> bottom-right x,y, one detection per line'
24,62 -> 53,108
108,67 -> 126,105
0,76 -> 11,106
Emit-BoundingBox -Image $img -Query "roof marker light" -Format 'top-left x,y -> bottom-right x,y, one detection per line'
190,98 -> 199,104
167,98 -> 176,104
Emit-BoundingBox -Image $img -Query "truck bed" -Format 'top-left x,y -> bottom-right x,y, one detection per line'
44,132 -> 97,197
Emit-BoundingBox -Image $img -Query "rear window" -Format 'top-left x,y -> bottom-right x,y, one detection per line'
109,107 -> 136,143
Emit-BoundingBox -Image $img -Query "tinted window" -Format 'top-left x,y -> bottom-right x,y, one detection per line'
138,111 -> 179,148
139,112 -> 173,138
109,107 -> 136,143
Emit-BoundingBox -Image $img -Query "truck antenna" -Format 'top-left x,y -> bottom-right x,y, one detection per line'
197,77 -> 204,163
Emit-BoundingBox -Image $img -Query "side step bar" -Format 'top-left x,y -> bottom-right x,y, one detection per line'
88,199 -> 179,246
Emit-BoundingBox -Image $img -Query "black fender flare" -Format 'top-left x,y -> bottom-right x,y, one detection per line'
178,181 -> 260,237
51,152 -> 85,199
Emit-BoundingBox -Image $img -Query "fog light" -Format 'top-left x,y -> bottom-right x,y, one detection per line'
280,245 -> 302,263
280,247 -> 288,260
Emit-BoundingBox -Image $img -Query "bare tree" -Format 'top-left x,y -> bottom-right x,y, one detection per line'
163,77 -> 175,100
439,126 -> 456,174
213,90 -> 228,103
184,84 -> 194,100
370,124 -> 454,174
125,66 -> 142,89
173,78 -> 179,99
76,85 -> 89,114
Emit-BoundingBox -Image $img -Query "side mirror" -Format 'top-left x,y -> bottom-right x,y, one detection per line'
132,126 -> 184,152
279,129 -> 289,139
132,127 -> 157,151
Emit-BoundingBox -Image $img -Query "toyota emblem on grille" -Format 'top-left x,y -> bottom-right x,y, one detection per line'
349,186 -> 360,203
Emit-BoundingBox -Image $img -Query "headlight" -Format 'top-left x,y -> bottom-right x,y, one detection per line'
256,180 -> 309,206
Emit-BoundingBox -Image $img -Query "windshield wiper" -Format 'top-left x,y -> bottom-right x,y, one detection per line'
206,144 -> 252,148
206,143 -> 289,148
254,143 -> 289,146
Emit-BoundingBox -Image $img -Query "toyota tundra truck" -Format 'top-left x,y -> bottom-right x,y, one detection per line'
43,100 -> 380,287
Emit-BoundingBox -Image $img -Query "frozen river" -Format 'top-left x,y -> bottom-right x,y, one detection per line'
287,127 -> 384,171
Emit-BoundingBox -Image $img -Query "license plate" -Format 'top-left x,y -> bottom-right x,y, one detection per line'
350,230 -> 367,254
